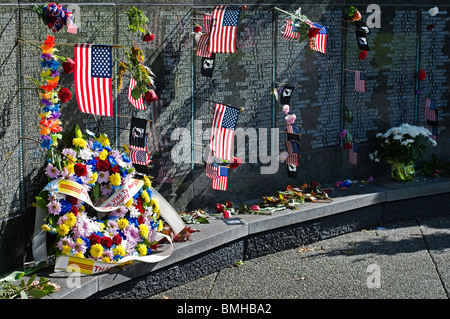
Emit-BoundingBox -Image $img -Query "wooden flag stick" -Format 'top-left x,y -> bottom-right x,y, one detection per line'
18,39 -> 124,49
117,114 -> 152,122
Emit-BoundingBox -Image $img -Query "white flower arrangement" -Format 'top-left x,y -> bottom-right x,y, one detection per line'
370,123 -> 436,165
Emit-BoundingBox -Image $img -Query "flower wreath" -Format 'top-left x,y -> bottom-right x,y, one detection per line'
36,125 -> 163,264
35,2 -> 75,33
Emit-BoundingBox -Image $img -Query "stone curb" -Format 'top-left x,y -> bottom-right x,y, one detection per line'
45,176 -> 450,299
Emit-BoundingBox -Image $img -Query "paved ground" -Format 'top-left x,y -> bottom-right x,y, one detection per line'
149,214 -> 450,299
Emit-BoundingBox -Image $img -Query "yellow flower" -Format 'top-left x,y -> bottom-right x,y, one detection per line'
117,218 -> 129,230
99,149 -> 109,161
90,244 -> 103,258
141,190 -> 150,203
64,212 -> 76,228
61,245 -> 72,255
122,144 -> 130,154
136,243 -> 148,256
66,161 -> 75,174
97,134 -> 110,146
39,112 -> 51,119
143,175 -> 152,189
102,256 -> 111,263
158,220 -> 163,232
74,252 -> 84,258
89,172 -> 98,184
76,238 -> 83,244
41,224 -> 50,232
139,224 -> 149,238
113,244 -> 126,257
150,198 -> 160,217
73,137 -> 87,148
125,199 -> 133,207
109,173 -> 121,186
57,224 -> 69,236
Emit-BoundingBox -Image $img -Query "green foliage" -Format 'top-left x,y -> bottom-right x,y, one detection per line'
0,262 -> 60,299
127,7 -> 149,34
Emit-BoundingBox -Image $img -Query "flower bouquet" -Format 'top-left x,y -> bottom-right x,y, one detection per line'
369,123 -> 437,181
34,125 -> 175,274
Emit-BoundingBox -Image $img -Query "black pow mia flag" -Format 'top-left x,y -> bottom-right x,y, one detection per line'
130,116 -> 148,148
201,53 -> 215,78
287,164 -> 297,178
279,85 -> 295,105
355,21 -> 370,51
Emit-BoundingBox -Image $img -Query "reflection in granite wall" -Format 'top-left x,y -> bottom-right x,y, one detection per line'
0,2 -> 450,273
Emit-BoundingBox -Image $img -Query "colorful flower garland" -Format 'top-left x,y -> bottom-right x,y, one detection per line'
38,35 -> 73,150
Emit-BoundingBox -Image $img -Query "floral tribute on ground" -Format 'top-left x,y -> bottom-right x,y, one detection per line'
34,125 -> 178,274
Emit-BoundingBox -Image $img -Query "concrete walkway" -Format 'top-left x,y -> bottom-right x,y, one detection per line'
150,214 -> 450,299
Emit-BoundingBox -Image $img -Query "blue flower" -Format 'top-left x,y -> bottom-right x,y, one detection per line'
59,199 -> 72,214
92,141 -> 102,151
40,138 -> 53,150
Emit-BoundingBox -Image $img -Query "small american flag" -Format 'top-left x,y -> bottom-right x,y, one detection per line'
308,23 -> 327,54
204,14 -> 212,34
286,140 -> 299,166
196,34 -> 212,58
424,98 -> 437,121
349,142 -> 358,165
210,103 -> 240,161
208,5 -> 241,53
129,145 -> 151,166
212,166 -> 228,191
128,78 -> 145,110
355,71 -> 366,93
281,19 -> 299,41
147,100 -> 169,153
74,44 -> 113,116
205,153 -> 220,179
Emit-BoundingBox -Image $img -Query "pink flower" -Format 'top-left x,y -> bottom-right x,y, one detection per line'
285,114 -> 296,124
45,163 -> 60,178
47,201 -> 61,215
282,104 -> 290,114
250,205 -> 260,211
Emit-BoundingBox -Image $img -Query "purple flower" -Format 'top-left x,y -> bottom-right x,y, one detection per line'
47,201 -> 62,215
40,99 -> 52,106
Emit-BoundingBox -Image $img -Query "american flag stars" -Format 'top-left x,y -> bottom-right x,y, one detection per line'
91,46 -> 112,78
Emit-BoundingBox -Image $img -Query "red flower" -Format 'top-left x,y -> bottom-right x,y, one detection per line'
70,206 -> 79,216
308,28 -> 320,39
101,236 -> 113,249
310,181 -> 320,189
250,205 -> 260,211
216,203 -> 225,213
427,24 -> 435,31
112,234 -> 122,245
225,201 -> 233,208
96,159 -> 111,172
343,141 -> 353,150
143,33 -> 155,42
194,26 -> 202,33
62,58 -> 75,74
145,89 -> 158,103
88,234 -> 101,245
229,157 -> 242,169
58,87 -> 72,103
223,210 -> 230,218
74,163 -> 87,177
109,165 -> 121,174
358,50 -> 368,60
418,70 -> 427,81
137,215 -> 145,225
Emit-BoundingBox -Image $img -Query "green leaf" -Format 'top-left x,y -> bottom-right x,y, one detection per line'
131,87 -> 142,100
27,274 -> 37,286
0,271 -> 25,283
92,183 -> 100,200
28,289 -> 47,298
35,196 -> 48,210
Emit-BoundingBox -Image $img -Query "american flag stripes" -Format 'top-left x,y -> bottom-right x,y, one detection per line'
74,44 -> 113,117
355,71 -> 366,93
281,19 -> 299,41
349,142 -> 358,165
424,98 -> 437,122
204,14 -> 212,34
128,78 -> 145,110
129,145 -> 151,166
196,34 -> 212,58
209,103 -> 240,161
212,166 -> 228,191
208,5 -> 241,53
308,23 -> 327,54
